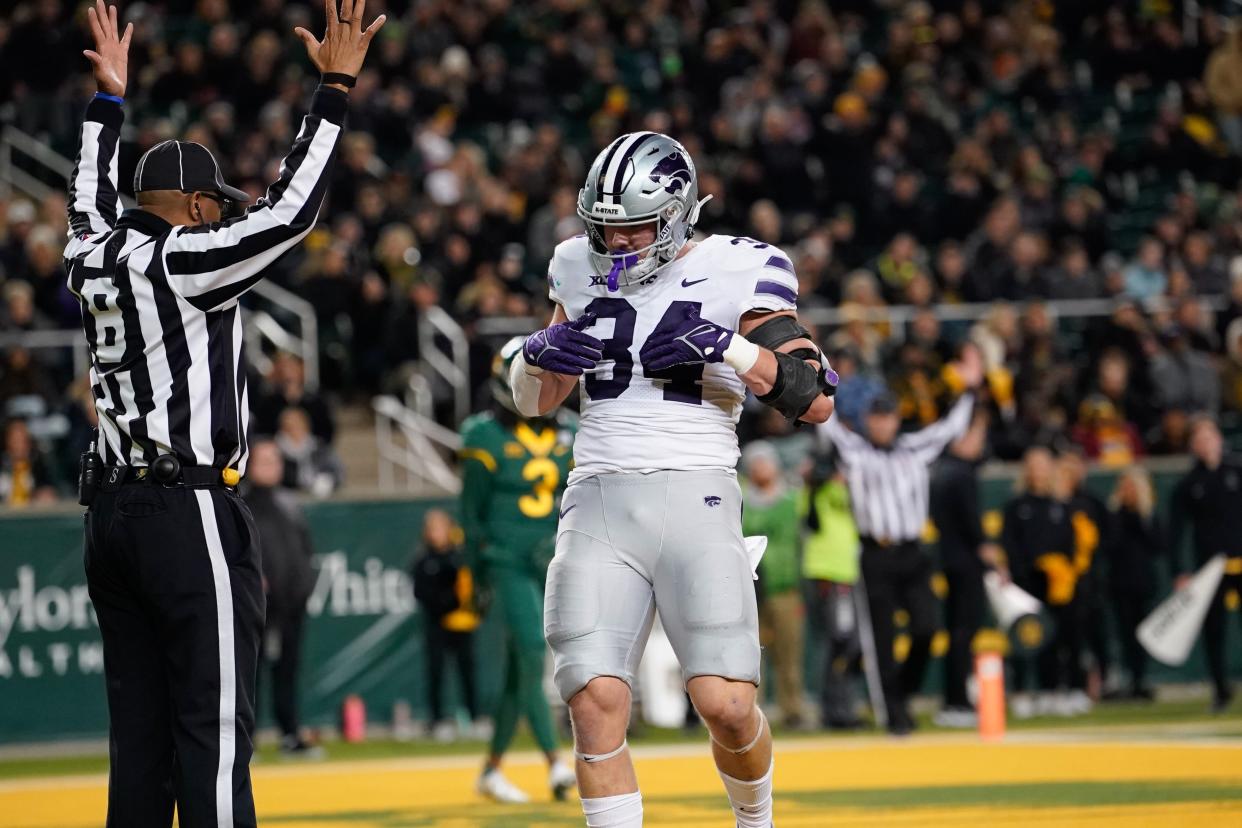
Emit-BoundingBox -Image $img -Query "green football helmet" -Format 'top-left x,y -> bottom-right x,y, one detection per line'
491,336 -> 527,414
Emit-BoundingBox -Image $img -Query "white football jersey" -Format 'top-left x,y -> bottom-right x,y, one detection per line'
547,233 -> 799,481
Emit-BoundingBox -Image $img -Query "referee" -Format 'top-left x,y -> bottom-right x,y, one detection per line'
64,3 -> 384,826
819,348 -> 982,734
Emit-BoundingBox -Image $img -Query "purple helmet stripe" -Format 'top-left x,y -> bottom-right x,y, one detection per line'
596,135 -> 628,205
754,280 -> 797,303
764,255 -> 795,274
609,132 -> 656,203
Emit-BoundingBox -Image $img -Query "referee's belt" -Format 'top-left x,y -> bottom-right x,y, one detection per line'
100,458 -> 241,491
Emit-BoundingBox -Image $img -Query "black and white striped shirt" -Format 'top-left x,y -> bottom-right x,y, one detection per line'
62,89 -> 346,472
820,394 -> 974,542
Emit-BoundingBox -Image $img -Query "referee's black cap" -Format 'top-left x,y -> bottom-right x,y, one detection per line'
869,391 -> 899,414
134,140 -> 249,202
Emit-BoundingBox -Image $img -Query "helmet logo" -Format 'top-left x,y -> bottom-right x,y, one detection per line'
592,202 -> 626,217
642,152 -> 692,198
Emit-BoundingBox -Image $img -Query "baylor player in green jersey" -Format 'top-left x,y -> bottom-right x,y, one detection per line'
461,337 -> 577,803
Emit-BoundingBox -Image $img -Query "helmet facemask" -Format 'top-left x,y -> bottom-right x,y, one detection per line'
580,199 -> 688,290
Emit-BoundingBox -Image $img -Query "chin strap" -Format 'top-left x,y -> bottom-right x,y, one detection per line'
686,194 -> 713,225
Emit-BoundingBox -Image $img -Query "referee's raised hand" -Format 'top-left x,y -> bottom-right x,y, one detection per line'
82,0 -> 133,98
294,0 -> 387,85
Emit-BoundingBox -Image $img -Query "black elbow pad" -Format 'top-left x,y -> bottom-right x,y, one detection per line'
758,351 -> 833,419
748,315 -> 813,352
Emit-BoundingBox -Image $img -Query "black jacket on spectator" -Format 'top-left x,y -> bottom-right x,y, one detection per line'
413,547 -> 472,623
247,486 -> 317,618
1106,507 -> 1164,596
1002,493 -> 1078,600
930,454 -> 985,571
1169,455 -> 1242,569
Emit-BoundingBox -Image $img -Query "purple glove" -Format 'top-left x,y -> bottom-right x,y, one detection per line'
641,306 -> 734,371
523,312 -> 603,375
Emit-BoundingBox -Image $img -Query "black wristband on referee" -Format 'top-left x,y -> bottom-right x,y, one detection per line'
321,72 -> 357,89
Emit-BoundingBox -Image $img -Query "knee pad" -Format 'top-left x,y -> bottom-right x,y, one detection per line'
709,706 -> 767,756
573,739 -> 628,763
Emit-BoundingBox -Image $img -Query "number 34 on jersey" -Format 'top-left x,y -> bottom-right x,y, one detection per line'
547,233 -> 799,478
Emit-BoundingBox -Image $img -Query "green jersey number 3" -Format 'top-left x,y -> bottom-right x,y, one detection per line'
519,458 -> 560,518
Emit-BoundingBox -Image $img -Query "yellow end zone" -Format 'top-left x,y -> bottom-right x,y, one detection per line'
2,732 -> 1241,827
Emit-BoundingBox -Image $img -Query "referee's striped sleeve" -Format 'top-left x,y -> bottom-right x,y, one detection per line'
65,97 -> 124,258
819,412 -> 869,460
899,392 -> 975,461
161,86 -> 349,312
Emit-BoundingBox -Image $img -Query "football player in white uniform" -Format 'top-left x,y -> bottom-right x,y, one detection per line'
510,132 -> 835,828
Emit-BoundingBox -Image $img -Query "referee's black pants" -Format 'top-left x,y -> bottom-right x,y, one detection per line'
860,539 -> 937,728
85,482 -> 264,828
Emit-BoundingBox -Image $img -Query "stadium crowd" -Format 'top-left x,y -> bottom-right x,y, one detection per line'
4,0 -> 1242,504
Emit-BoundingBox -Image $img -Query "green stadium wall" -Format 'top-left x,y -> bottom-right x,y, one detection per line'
0,469 -> 1237,744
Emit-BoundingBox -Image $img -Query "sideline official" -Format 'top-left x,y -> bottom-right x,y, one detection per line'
65,3 -> 385,825
819,347 -> 982,734
1169,416 -> 1242,713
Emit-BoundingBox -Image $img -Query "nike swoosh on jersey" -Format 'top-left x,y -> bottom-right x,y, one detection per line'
681,277 -> 709,287
559,503 -> 577,519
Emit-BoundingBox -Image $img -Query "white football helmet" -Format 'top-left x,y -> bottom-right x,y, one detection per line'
577,132 -> 710,289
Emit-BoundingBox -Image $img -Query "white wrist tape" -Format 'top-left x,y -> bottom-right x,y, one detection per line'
509,350 -> 545,417
722,334 -> 761,374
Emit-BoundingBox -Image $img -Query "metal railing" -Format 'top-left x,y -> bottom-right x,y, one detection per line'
0,328 -> 90,378
418,305 -> 472,425
248,280 -> 320,392
459,294 -> 1228,348
0,125 -> 73,200
474,315 -> 539,339
372,394 -> 461,493
798,294 -> 1228,339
